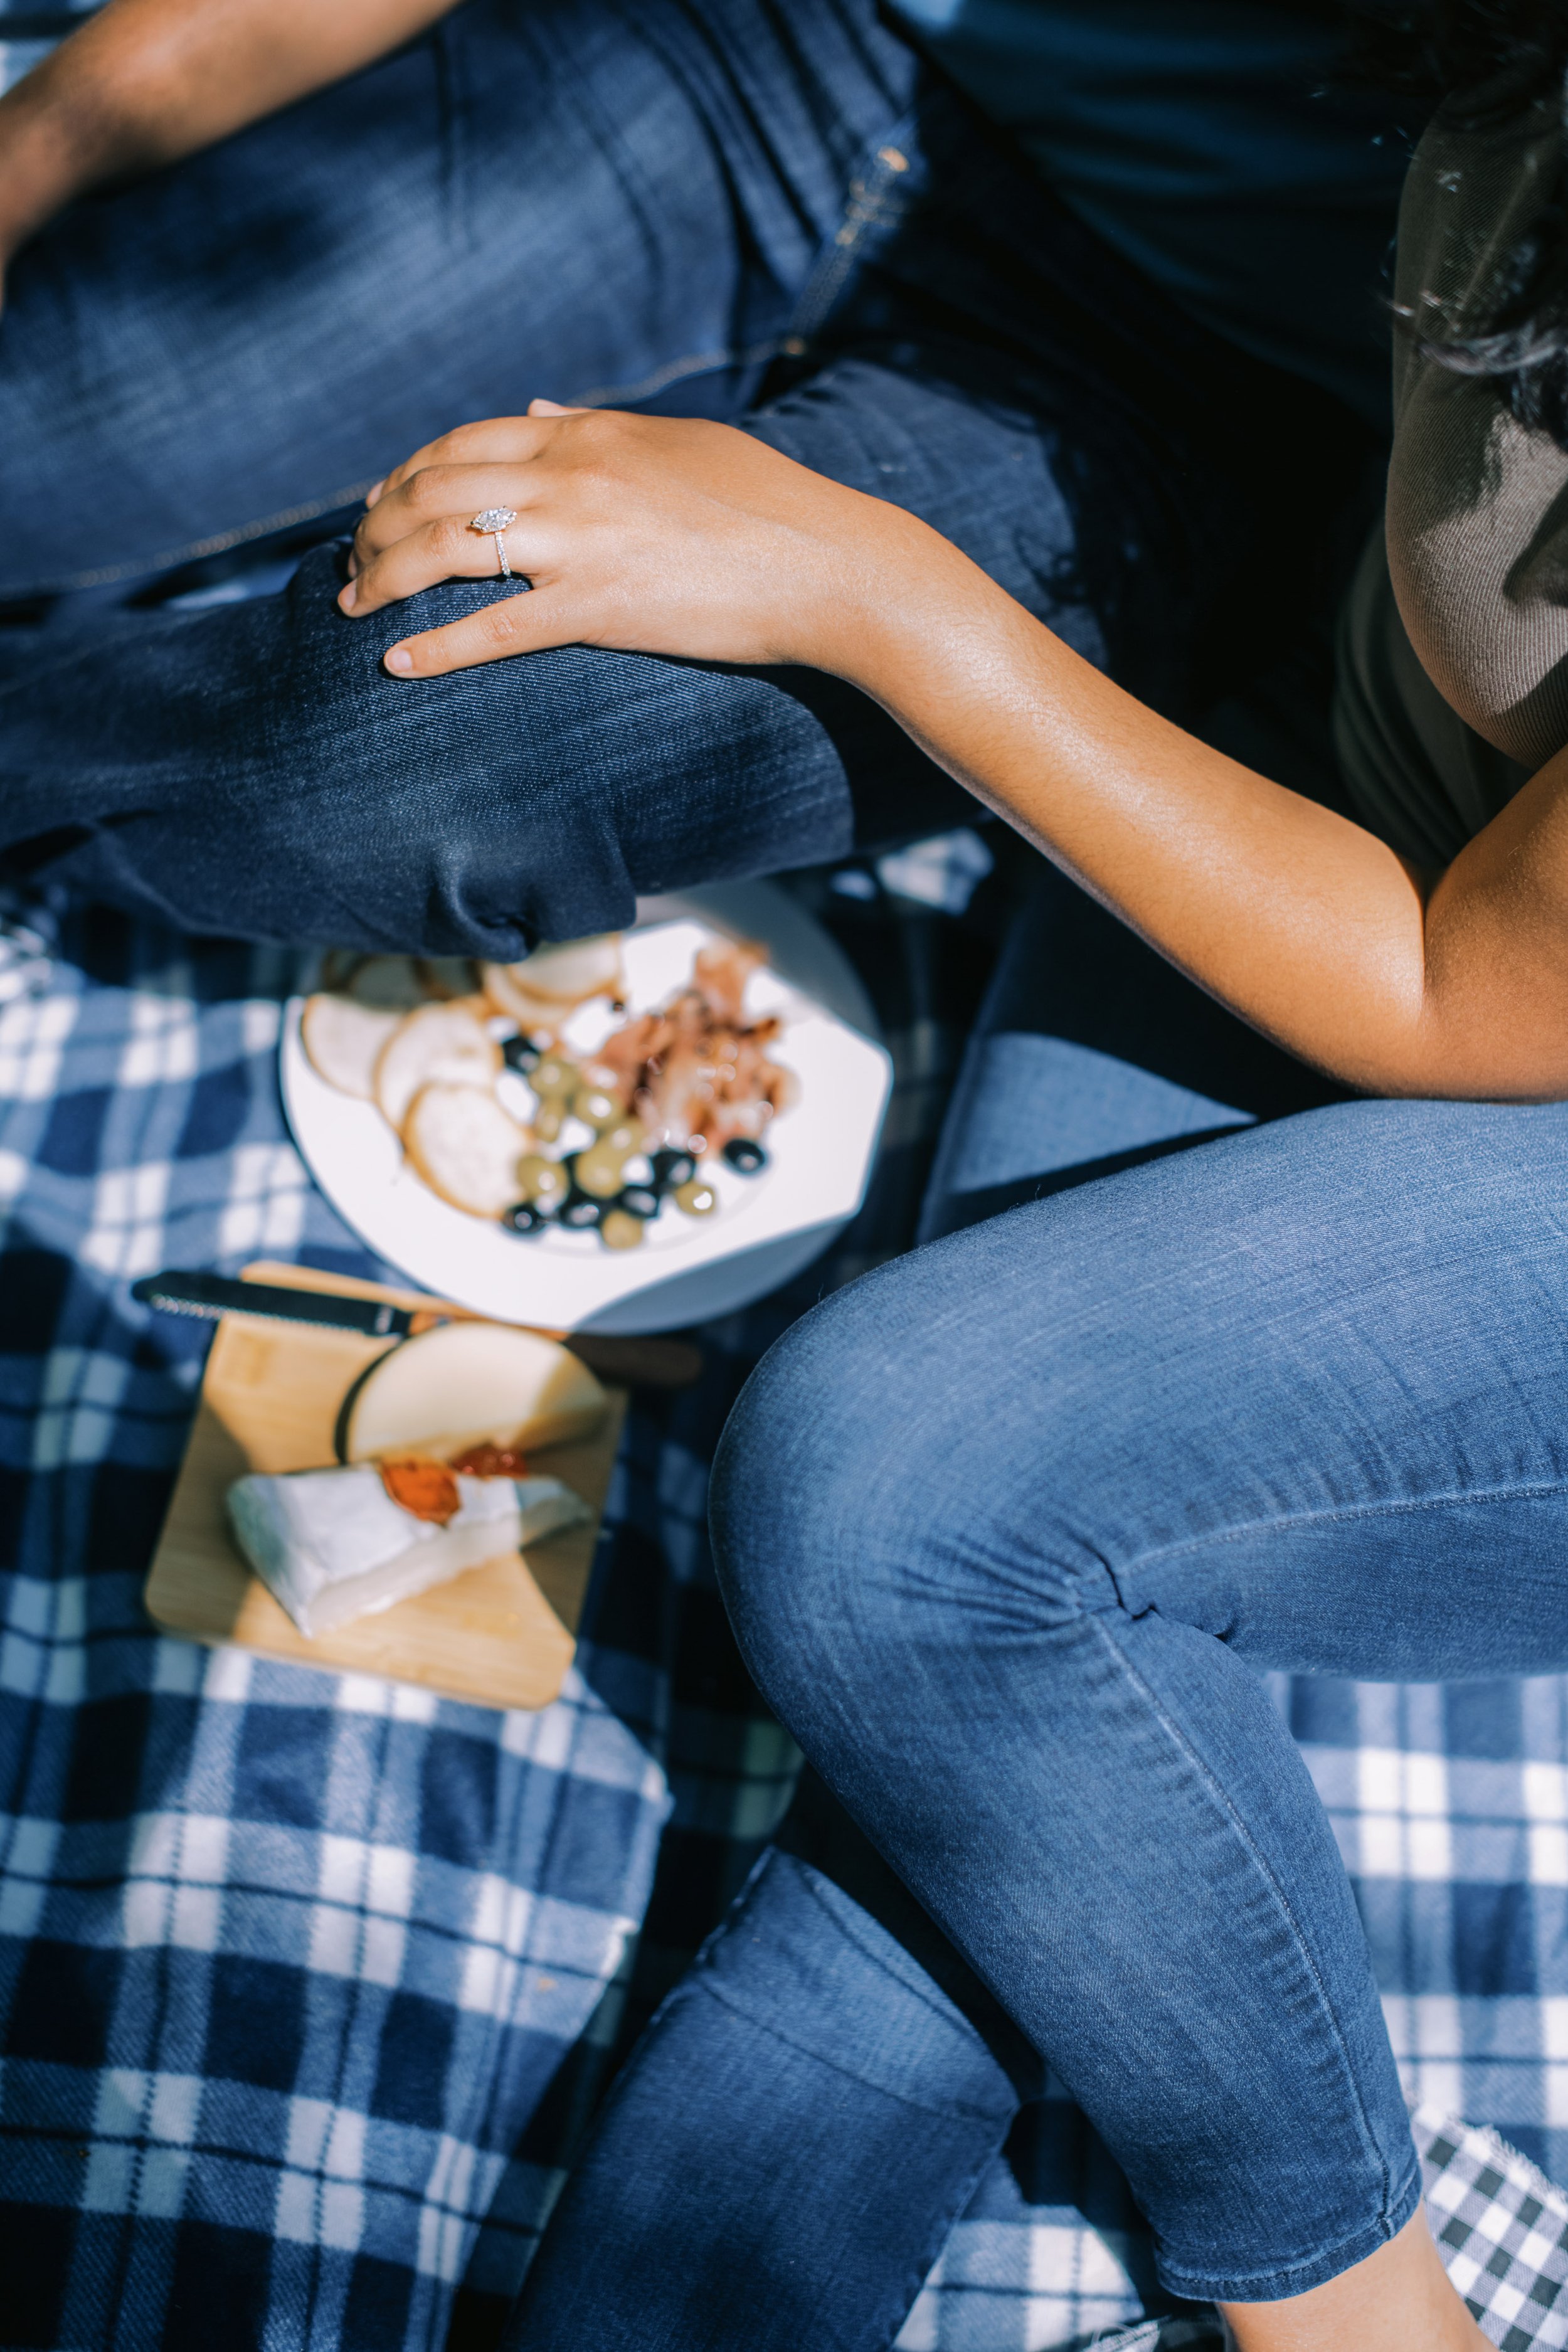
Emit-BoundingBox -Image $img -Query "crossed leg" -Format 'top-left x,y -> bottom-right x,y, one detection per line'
0,0 -> 1369,948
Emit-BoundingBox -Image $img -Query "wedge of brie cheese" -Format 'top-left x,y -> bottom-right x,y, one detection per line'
226,1465 -> 590,1638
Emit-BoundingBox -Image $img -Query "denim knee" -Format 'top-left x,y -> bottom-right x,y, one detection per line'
709,1256 -> 1120,1746
1,541 -> 879,951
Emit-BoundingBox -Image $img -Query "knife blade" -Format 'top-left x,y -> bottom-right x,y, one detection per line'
132,1270 -> 703,1389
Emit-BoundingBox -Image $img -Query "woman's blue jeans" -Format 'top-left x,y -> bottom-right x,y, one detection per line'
509,869 -> 1568,2343
0,0 -> 1372,950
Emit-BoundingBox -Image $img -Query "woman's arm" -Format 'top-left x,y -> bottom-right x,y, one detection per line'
0,0 -> 460,285
340,406 -> 1568,1103
864,592 -> 1568,1103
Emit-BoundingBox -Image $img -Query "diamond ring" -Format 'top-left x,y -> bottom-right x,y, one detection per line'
469,507 -> 517,580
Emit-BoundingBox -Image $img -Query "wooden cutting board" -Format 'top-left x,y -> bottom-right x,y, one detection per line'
142,1261 -> 627,1712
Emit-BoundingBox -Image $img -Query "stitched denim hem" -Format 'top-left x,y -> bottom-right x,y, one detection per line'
695,1974 -> 1017,2127
1153,2156 -> 1422,2306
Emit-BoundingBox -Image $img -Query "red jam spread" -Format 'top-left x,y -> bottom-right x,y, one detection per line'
379,1457 -> 460,1523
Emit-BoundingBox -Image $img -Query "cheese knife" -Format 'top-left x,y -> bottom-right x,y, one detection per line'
131,1269 -> 702,1389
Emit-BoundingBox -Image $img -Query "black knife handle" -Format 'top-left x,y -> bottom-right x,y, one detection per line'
132,1270 -> 410,1338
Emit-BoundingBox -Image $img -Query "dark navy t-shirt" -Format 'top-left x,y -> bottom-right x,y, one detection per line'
886,0 -> 1413,423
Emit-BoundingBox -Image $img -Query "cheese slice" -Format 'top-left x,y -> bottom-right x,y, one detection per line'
343,1321 -> 607,1463
226,1464 -> 590,1636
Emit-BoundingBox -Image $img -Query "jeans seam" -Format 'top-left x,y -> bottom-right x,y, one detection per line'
783,113 -> 920,349
1084,1609 -> 1402,2259
792,1859 -> 1003,2035
8,478 -> 384,598
693,1973 -> 1014,2126
1124,1474 -> 1568,1582
564,336 -> 786,411
879,2126 -> 1015,2349
704,1849 -> 1010,2047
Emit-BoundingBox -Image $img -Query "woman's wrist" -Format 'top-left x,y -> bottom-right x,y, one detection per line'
810,503 -> 1034,731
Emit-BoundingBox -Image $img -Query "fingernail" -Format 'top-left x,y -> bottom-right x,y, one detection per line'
385,647 -> 414,674
338,581 -> 357,612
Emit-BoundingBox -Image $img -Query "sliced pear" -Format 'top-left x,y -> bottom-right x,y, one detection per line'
403,1081 -> 531,1218
479,972 -> 571,1036
482,934 -> 623,1025
373,1002 -> 501,1131
344,1320 -> 607,1463
511,934 -> 624,1002
300,993 -> 404,1099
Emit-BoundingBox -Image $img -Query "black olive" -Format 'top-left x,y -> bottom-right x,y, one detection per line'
558,1190 -> 604,1231
501,1200 -> 549,1237
650,1148 -> 697,1194
502,1034 -> 541,1073
617,1183 -> 660,1221
721,1136 -> 768,1175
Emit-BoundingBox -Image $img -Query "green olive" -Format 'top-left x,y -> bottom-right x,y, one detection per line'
602,1114 -> 646,1156
600,1209 -> 646,1251
531,1055 -> 577,1100
516,1153 -> 568,1205
673,1178 -> 718,1219
533,1103 -> 564,1143
573,1084 -> 623,1131
574,1142 -> 628,1199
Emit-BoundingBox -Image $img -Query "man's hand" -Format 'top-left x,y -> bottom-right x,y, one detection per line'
0,0 -> 461,301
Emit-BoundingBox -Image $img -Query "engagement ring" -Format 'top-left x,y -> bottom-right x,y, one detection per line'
469,507 -> 517,579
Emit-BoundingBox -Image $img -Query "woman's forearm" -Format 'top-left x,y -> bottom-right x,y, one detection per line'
0,0 -> 458,261
839,527 -> 1568,1101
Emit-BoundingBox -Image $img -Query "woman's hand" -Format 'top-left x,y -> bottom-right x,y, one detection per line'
339,400 -> 950,682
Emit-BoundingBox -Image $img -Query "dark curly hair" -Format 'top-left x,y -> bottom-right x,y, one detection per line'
1349,1 -> 1568,442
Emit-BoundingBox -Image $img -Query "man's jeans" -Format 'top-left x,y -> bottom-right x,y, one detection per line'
0,0 -> 1371,950
507,868 -> 1568,2344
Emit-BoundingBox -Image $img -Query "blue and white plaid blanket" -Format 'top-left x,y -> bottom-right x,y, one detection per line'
12,0 -> 1568,2325
9,870 -> 1568,2352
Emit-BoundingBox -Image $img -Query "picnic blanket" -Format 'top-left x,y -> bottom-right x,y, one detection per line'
6,864 -> 1568,2352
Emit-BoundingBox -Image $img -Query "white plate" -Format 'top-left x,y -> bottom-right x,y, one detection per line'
280,883 -> 893,1333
